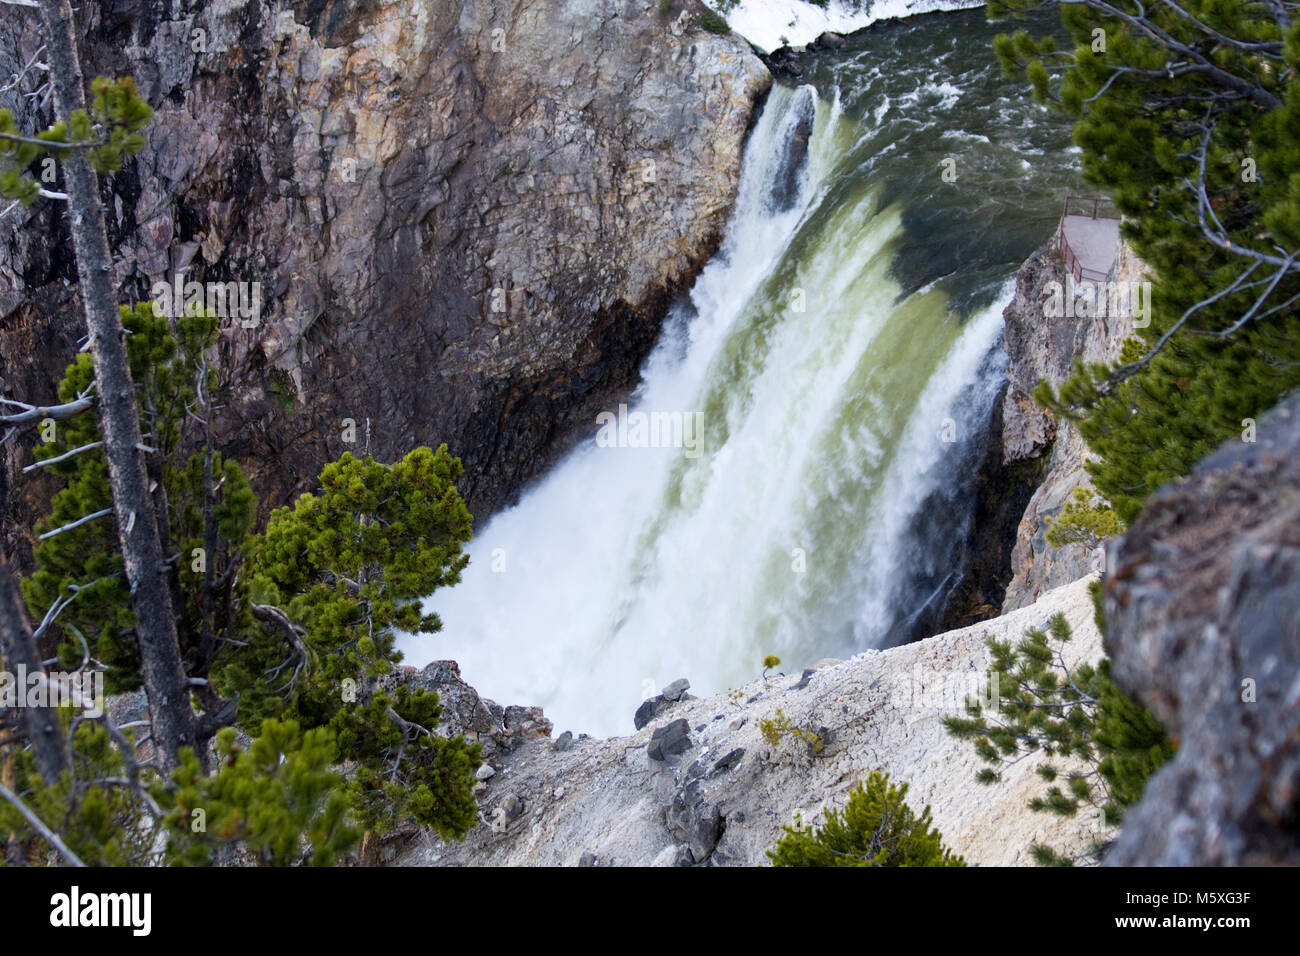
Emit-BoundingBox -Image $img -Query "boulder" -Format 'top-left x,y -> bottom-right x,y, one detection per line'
1103,390 -> 1300,866
661,678 -> 691,701
646,718 -> 693,762
666,779 -> 722,863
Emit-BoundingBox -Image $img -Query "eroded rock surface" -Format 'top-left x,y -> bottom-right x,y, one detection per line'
999,239 -> 1144,609
396,575 -> 1107,866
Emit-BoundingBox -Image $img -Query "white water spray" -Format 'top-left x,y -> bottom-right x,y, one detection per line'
403,85 -> 1011,737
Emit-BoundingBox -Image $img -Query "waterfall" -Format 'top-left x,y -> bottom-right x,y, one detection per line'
401,8 -> 1080,737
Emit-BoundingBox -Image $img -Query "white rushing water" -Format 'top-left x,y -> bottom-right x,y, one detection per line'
402,83 -> 1013,737
725,0 -> 983,52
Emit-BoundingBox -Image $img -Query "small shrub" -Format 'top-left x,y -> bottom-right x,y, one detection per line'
1044,486 -> 1124,550
759,708 -> 823,755
697,8 -> 730,35
943,614 -> 1173,865
767,771 -> 965,867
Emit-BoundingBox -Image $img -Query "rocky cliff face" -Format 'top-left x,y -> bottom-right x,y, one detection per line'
997,238 -> 1143,609
1102,389 -> 1300,866
380,575 -> 1106,867
0,0 -> 770,560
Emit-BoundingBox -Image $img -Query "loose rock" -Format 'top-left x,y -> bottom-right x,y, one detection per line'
646,719 -> 692,762
662,678 -> 691,701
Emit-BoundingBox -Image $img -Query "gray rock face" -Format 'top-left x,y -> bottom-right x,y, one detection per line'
0,0 -> 770,561
1103,390 -> 1300,866
402,658 -> 552,763
998,240 -> 1143,609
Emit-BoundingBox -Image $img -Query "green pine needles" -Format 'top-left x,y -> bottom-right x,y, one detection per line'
23,305 -> 258,694
0,75 -> 152,203
8,307 -> 480,864
942,606 -> 1173,865
989,1 -> 1300,525
1044,487 -> 1125,550
768,771 -> 966,867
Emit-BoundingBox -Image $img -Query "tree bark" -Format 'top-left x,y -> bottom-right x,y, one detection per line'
0,553 -> 70,783
36,0 -> 197,770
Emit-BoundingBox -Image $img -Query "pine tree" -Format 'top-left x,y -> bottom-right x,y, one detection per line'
22,306 -> 256,707
24,0 -> 198,767
7,311 -> 482,864
942,603 -> 1174,865
1,8 -> 482,859
221,444 -> 480,837
767,771 -> 966,867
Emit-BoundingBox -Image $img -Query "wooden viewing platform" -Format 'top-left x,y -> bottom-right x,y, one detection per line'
1058,195 -> 1120,284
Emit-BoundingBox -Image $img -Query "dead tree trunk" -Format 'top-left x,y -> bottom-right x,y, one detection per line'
36,0 -> 197,770
0,553 -> 70,783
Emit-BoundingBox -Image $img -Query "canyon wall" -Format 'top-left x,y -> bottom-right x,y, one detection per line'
0,0 -> 770,561
997,237 -> 1145,609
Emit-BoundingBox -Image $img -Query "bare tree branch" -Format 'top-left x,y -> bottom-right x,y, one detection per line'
22,439 -> 101,472
0,393 -> 94,427
0,781 -> 85,866
36,507 -> 112,540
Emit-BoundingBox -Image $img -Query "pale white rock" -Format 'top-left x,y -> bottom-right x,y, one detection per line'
402,575 -> 1110,867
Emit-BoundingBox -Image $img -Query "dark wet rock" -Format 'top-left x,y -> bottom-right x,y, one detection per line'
666,780 -> 722,863
767,87 -> 814,213
634,695 -> 674,731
